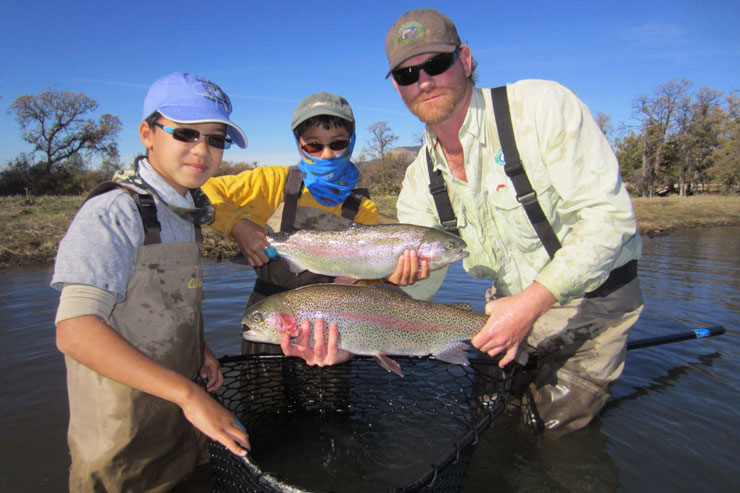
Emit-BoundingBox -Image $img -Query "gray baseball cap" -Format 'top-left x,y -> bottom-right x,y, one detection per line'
291,92 -> 355,130
384,9 -> 461,77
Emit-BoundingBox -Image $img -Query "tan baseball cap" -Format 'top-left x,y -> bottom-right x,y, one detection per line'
291,92 -> 354,131
384,9 -> 461,78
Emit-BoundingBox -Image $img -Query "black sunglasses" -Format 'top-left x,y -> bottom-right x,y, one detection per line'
154,123 -> 232,149
300,139 -> 351,154
392,49 -> 460,86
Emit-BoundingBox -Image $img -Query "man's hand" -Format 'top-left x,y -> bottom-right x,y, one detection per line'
280,318 -> 353,366
386,249 -> 430,285
471,282 -> 556,367
231,218 -> 271,267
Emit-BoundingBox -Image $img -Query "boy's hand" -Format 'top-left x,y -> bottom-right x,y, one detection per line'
280,318 -> 353,366
231,218 -> 272,267
180,384 -> 250,457
200,345 -> 224,393
386,249 -> 430,286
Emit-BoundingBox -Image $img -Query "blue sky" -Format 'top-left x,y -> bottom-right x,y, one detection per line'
1,0 -> 738,168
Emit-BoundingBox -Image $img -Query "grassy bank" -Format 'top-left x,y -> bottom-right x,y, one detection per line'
2,194 -> 740,268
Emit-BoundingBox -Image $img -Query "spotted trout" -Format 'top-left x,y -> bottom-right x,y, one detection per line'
267,223 -> 467,281
241,283 -> 488,376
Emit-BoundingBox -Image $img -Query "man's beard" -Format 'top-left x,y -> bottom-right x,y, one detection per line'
408,89 -> 463,125
408,81 -> 465,125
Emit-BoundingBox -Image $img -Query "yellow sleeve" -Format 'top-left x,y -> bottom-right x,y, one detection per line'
355,197 -> 379,225
202,167 -> 291,238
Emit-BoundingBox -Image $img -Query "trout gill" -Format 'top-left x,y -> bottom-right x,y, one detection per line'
241,284 -> 487,376
267,223 -> 468,281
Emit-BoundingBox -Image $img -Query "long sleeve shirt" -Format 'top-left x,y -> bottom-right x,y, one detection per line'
397,81 -> 641,304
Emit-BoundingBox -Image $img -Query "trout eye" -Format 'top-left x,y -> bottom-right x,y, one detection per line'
445,240 -> 456,249
251,313 -> 264,324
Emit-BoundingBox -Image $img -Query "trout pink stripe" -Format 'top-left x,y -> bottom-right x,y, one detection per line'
304,309 -> 456,333
284,243 -> 403,257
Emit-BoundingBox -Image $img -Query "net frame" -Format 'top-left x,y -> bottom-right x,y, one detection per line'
210,353 -> 510,492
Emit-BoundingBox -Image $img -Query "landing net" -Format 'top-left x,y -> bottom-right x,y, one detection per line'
210,353 -> 510,492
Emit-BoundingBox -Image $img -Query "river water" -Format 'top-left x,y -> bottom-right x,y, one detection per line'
1,227 -> 738,492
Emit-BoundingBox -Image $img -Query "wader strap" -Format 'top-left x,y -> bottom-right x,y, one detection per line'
85,181 -> 162,245
426,149 -> 460,236
283,167 -> 369,226
491,86 -> 561,258
585,259 -> 638,298
281,167 -> 304,232
341,188 -> 370,221
133,193 -> 163,245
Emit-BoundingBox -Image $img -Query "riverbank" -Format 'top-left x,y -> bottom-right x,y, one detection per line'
2,194 -> 740,268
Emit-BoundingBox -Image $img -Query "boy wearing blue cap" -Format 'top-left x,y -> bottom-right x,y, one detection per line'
52,72 -> 249,491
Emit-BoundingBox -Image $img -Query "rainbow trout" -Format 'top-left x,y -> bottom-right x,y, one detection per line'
267,223 -> 467,281
241,284 -> 487,377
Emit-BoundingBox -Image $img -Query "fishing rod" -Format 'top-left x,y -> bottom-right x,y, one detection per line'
517,325 -> 726,371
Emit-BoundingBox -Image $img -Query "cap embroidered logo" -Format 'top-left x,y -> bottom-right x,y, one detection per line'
398,22 -> 424,44
192,77 -> 232,113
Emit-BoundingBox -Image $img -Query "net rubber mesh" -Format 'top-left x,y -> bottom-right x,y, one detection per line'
210,353 -> 510,492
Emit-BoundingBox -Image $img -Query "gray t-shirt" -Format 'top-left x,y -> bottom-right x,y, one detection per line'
51,159 -> 199,302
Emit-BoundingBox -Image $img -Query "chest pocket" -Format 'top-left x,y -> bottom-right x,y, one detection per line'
483,168 -> 544,254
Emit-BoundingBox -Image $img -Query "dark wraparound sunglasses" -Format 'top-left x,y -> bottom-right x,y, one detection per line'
154,123 -> 232,149
392,49 -> 460,86
300,139 -> 351,154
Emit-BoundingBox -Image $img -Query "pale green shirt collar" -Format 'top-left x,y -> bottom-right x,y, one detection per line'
424,88 -> 489,194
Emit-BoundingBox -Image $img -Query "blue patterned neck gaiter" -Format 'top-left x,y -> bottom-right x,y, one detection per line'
295,133 -> 359,206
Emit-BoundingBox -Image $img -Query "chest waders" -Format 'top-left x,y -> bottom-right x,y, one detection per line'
426,87 -> 642,432
66,183 -> 207,492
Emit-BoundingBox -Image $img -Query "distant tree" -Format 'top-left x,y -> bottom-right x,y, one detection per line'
595,111 -> 613,141
0,154 -> 33,195
363,121 -> 398,184
614,132 -> 643,192
632,79 -> 692,197
8,89 -> 122,176
412,132 -> 426,147
99,147 -> 124,178
709,93 -> 740,194
674,87 -> 724,195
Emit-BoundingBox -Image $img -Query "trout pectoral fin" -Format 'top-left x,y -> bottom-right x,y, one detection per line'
432,342 -> 471,366
373,353 -> 404,377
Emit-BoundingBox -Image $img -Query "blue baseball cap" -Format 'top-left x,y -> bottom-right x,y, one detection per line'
143,72 -> 247,149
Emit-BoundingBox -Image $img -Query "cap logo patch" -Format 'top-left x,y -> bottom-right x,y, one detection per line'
397,22 -> 424,44
309,100 -> 330,108
192,77 -> 231,113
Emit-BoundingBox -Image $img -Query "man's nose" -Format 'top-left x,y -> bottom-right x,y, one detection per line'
417,68 -> 435,90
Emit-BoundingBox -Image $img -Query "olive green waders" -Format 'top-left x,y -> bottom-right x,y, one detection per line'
65,239 -> 207,491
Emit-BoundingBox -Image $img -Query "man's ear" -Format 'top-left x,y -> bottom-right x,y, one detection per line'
459,45 -> 473,78
139,121 -> 154,150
